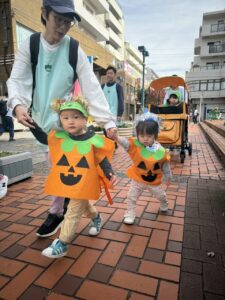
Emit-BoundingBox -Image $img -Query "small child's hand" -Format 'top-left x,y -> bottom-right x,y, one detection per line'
109,173 -> 117,186
107,127 -> 117,140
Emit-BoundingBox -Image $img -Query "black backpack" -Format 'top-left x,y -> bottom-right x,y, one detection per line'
0,100 -> 7,117
30,32 -> 79,107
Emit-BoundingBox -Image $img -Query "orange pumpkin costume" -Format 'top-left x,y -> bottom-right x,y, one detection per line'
126,138 -> 170,186
45,130 -> 115,199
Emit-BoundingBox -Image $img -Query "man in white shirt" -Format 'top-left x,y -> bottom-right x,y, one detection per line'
0,96 -> 15,141
7,0 -> 116,237
193,109 -> 199,124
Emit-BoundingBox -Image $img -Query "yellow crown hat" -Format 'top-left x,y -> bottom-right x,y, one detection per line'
51,95 -> 89,117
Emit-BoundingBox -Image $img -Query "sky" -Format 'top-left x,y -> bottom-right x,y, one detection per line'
118,0 -> 225,78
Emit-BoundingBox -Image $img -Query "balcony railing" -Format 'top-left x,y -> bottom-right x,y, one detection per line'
192,65 -> 225,71
210,23 -> 225,33
187,78 -> 225,92
209,44 -> 225,53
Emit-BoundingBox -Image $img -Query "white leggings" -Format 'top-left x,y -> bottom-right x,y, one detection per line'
125,180 -> 167,217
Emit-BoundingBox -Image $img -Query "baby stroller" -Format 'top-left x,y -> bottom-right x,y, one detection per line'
148,76 -> 192,163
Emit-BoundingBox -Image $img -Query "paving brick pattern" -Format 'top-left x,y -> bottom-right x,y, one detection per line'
0,124 -> 225,299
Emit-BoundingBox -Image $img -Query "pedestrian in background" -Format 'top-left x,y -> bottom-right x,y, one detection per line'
193,108 -> 199,124
102,66 -> 124,124
7,0 -> 116,238
102,66 -> 124,148
0,95 -> 15,142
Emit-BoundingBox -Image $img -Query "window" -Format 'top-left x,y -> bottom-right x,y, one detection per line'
211,21 -> 225,32
200,81 -> 207,91
208,41 -> 221,53
221,79 -> 225,90
16,23 -> 34,48
189,81 -> 199,91
214,80 -> 220,90
208,80 -> 214,91
206,62 -> 219,69
218,20 -> 225,32
187,79 -> 225,91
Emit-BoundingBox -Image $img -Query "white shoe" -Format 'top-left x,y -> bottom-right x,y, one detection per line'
124,215 -> 135,225
0,175 -> 8,199
159,202 -> 168,212
123,209 -> 136,224
41,239 -> 68,259
88,213 -> 102,236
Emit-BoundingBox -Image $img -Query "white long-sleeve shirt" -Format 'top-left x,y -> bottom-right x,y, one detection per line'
7,34 -> 115,130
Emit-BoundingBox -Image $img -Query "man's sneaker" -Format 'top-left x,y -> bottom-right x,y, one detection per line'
159,202 -> 168,212
89,213 -> 102,236
0,175 -> 8,199
36,214 -> 64,237
41,239 -> 68,258
123,211 -> 135,225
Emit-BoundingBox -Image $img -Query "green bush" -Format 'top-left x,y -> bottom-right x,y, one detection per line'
117,122 -> 133,128
208,107 -> 221,120
0,151 -> 17,157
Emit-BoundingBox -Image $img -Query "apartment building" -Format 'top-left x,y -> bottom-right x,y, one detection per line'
75,0 -> 125,77
185,9 -> 225,120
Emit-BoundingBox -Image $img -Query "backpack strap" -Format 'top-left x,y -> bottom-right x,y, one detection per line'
69,37 -> 79,83
30,32 -> 41,95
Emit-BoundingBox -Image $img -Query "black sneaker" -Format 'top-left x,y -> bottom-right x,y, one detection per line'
36,214 -> 64,237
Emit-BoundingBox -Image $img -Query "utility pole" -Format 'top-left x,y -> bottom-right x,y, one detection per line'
138,46 -> 149,111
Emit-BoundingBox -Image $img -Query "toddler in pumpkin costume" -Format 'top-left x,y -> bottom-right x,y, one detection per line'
30,96 -> 116,258
114,113 -> 172,225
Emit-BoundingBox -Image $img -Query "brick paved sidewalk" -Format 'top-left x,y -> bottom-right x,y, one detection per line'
0,124 -> 225,300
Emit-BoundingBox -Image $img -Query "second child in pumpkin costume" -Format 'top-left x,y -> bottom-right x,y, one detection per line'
114,113 -> 172,225
30,97 -> 116,258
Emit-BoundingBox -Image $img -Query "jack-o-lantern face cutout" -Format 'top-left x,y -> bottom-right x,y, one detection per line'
137,161 -> 160,182
56,154 -> 89,186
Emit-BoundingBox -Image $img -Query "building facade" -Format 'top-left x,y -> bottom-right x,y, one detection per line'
185,9 -> 225,120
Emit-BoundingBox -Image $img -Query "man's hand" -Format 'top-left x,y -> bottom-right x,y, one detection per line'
106,127 -> 117,139
14,105 -> 35,128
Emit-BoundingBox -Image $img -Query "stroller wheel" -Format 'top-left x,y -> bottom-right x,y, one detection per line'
180,151 -> 185,163
188,143 -> 192,156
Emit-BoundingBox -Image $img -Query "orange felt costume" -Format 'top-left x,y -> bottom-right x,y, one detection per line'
126,138 -> 170,186
45,130 -> 114,199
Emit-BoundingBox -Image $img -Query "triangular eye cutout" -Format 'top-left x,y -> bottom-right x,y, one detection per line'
153,163 -> 160,170
57,154 -> 70,166
137,161 -> 147,170
76,156 -> 89,168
